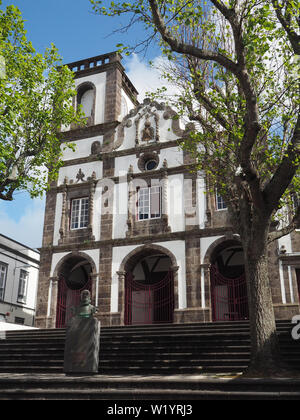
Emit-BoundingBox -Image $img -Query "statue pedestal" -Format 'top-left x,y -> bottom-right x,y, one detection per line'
64,317 -> 100,374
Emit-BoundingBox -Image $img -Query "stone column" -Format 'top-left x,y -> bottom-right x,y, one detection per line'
48,277 -> 58,329
97,246 -> 113,326
161,159 -> 171,232
90,273 -> 100,308
170,265 -> 180,310
201,263 -> 212,321
126,166 -> 134,237
59,184 -> 67,243
117,270 -> 126,325
185,239 -> 201,308
88,175 -> 97,240
104,58 -> 122,123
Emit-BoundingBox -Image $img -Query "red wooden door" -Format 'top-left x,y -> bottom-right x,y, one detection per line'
211,265 -> 249,322
125,271 -> 174,325
296,269 -> 300,302
56,276 -> 92,328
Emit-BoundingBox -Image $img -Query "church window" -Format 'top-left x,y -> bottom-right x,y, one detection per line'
216,191 -> 227,210
79,88 -> 94,117
137,186 -> 161,221
70,197 -> 89,229
17,270 -> 28,304
76,82 -> 95,121
0,263 -> 7,301
137,153 -> 159,172
144,159 -> 157,171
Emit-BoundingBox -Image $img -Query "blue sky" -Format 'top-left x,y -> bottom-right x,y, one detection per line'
0,0 -> 166,249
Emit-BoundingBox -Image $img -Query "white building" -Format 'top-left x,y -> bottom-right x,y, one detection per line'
0,234 -> 40,327
35,52 -> 300,329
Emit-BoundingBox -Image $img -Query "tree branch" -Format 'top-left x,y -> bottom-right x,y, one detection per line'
147,0 -> 239,75
192,84 -> 231,131
264,112 -> 300,213
268,205 -> 300,243
188,112 -> 215,133
272,0 -> 300,55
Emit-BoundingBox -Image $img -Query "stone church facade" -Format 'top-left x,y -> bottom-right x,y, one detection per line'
35,52 -> 300,329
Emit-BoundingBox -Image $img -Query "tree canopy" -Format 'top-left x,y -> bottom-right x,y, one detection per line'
91,0 -> 300,241
0,1 -> 83,201
90,0 -> 300,375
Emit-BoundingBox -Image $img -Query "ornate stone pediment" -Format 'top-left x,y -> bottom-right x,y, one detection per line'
134,105 -> 159,145
113,99 -> 193,150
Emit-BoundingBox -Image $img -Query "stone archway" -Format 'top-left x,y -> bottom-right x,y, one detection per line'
53,252 -> 97,328
76,81 -> 96,125
117,245 -> 179,325
203,235 -> 248,322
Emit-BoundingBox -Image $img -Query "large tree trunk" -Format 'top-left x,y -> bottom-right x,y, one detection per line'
241,221 -> 284,376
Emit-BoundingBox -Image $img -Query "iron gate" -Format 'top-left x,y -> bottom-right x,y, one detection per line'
56,276 -> 92,328
210,265 -> 249,322
125,271 -> 174,325
296,269 -> 300,302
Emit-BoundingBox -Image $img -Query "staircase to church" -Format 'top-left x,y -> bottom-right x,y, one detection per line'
0,320 -> 299,375
0,321 -> 299,400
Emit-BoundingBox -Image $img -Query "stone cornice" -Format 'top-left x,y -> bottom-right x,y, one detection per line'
279,253 -> 300,266
53,163 -> 198,193
61,139 -> 189,168
39,226 -> 232,254
60,121 -> 119,142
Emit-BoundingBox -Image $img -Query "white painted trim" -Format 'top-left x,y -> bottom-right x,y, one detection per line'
279,260 -> 287,304
288,265 -> 295,304
201,266 -> 205,308
95,274 -> 99,308
47,278 -> 53,318
200,236 -> 223,264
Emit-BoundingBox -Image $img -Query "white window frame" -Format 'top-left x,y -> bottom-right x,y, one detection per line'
216,191 -> 227,211
137,186 -> 162,221
0,263 -> 7,301
70,197 -> 89,230
17,269 -> 29,304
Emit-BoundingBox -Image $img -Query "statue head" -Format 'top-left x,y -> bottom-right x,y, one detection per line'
76,289 -> 97,319
80,289 -> 91,305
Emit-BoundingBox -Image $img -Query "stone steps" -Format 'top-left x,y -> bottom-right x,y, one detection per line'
1,374 -> 300,400
0,321 -> 298,376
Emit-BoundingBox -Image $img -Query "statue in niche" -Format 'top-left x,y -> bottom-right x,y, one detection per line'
142,119 -> 154,142
91,141 -> 101,155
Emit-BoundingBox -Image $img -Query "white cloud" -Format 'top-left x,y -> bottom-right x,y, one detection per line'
125,54 -> 180,102
0,197 -> 45,250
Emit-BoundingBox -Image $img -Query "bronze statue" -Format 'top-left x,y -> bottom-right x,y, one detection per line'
76,290 -> 97,319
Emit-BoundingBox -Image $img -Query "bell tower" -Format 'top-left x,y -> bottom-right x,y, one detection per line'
66,51 -> 139,130
35,52 -> 139,329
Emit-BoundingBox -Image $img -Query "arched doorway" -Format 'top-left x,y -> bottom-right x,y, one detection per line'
56,255 -> 93,328
123,249 -> 175,325
210,241 -> 249,322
